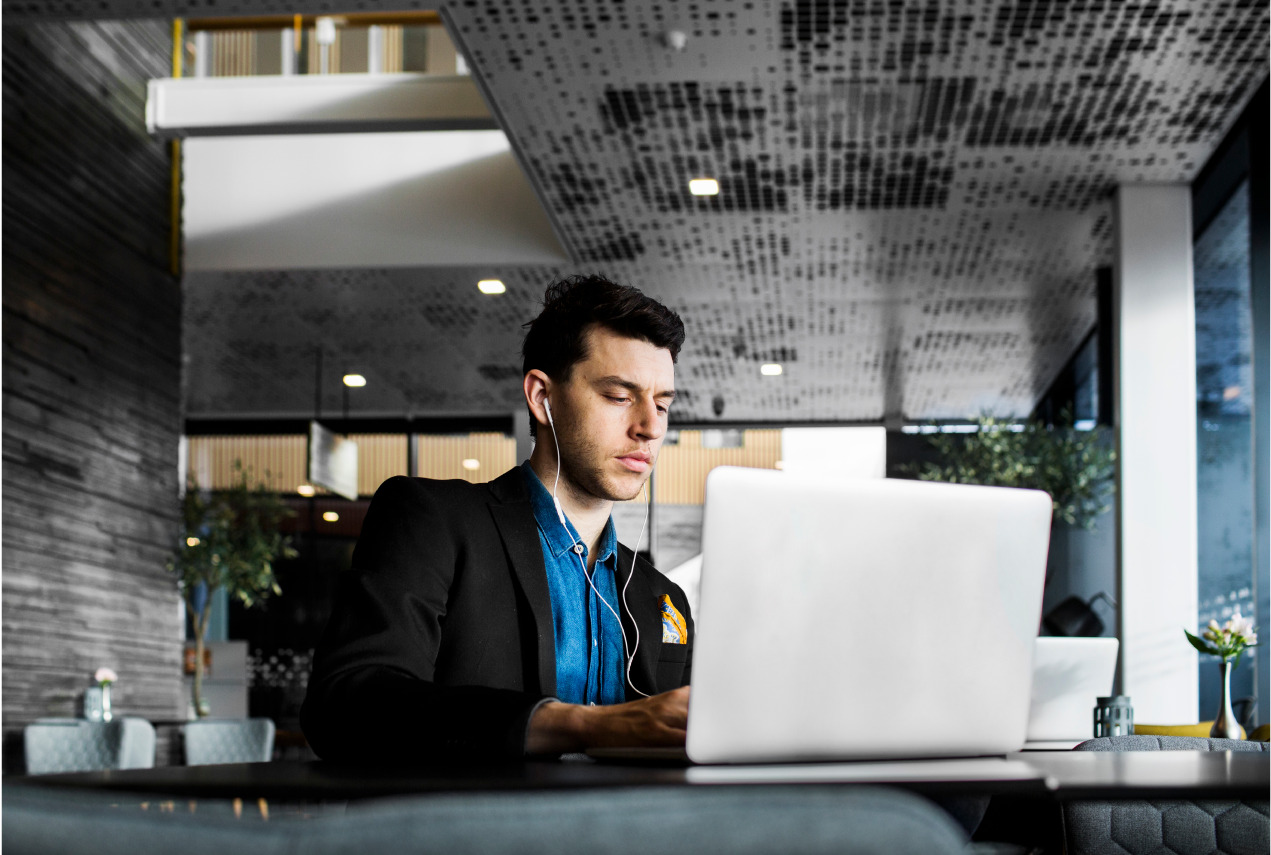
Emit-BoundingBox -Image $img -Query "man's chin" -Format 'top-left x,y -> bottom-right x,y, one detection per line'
601,472 -> 650,503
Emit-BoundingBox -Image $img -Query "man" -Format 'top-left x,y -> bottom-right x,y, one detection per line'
301,275 -> 693,762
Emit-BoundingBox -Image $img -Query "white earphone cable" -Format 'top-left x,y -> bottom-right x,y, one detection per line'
622,489 -> 651,697
545,397 -> 651,698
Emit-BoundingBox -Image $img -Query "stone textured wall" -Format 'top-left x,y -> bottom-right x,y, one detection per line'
2,19 -> 183,772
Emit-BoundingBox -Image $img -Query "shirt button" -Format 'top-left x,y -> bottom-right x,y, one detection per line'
573,544 -> 584,555
593,640 -> 598,647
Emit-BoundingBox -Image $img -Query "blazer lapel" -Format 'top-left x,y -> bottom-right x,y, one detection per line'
487,469 -> 557,697
616,545 -> 663,699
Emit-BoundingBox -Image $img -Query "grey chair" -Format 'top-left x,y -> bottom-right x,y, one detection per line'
23,717 -> 156,775
182,718 -> 275,765
1062,735 -> 1269,855
3,781 -> 970,855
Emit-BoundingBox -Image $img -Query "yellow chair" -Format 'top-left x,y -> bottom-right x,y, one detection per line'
1133,721 -> 1247,739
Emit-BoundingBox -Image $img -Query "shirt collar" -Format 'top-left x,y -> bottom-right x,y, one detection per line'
521,460 -> 618,563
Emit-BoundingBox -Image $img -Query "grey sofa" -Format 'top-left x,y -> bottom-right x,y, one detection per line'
1062,735 -> 1269,855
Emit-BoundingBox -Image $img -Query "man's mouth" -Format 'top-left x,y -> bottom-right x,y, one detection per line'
616,452 -> 652,473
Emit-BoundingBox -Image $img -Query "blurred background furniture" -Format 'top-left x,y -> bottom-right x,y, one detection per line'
23,718 -> 156,775
182,718 -> 275,765
1061,736 -> 1269,855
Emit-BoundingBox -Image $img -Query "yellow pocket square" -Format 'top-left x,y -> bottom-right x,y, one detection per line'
659,595 -> 687,644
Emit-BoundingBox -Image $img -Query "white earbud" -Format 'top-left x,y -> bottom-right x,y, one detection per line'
543,398 -> 568,525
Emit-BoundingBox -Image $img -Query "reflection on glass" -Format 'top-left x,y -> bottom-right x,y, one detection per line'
1194,180 -> 1256,724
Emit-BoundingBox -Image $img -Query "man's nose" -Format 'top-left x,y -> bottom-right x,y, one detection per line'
633,399 -> 664,439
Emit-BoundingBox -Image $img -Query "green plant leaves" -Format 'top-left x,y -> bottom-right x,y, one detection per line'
1184,628 -> 1258,669
1185,628 -> 1219,656
901,411 -> 1116,530
167,460 -> 296,625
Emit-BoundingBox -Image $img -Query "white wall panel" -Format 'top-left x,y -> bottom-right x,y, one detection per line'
781,427 -> 886,480
183,131 -> 567,270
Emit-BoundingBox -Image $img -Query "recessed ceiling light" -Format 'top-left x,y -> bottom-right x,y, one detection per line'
322,511 -> 340,522
297,484 -> 316,497
478,279 -> 506,294
760,363 -> 783,376
343,374 -> 366,387
1223,385 -> 1242,400
461,458 -> 481,471
186,536 -> 201,547
689,178 -> 719,196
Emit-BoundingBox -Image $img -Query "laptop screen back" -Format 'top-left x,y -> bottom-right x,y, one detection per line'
1027,637 -> 1119,742
686,467 -> 1052,763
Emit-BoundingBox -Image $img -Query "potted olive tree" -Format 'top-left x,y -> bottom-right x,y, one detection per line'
168,463 -> 296,717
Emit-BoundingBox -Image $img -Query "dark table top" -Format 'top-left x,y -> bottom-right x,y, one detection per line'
1017,749 -> 1269,800
18,750 -> 1268,803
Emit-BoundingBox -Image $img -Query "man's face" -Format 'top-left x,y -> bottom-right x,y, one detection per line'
550,325 -> 675,505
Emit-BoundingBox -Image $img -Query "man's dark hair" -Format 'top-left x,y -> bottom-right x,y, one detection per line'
522,274 -> 685,379
522,275 -> 685,434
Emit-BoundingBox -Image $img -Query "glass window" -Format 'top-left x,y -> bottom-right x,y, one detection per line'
1194,179 -> 1256,724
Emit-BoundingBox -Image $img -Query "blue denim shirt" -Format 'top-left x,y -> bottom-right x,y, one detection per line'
522,461 -> 626,705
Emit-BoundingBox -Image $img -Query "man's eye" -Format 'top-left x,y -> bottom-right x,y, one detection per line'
608,396 -> 629,404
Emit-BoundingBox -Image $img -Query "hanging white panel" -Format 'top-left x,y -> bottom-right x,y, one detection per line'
182,130 -> 568,270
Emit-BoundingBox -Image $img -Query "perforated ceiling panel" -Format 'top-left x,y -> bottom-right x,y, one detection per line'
172,0 -> 1269,422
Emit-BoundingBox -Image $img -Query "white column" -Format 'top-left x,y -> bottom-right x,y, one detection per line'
280,29 -> 297,76
1114,184 -> 1198,722
514,408 -> 532,465
194,31 -> 211,78
367,25 -> 384,74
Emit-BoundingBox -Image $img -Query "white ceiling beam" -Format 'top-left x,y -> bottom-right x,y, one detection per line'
146,73 -> 496,138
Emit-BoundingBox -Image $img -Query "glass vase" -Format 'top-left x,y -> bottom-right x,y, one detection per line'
1209,659 -> 1240,739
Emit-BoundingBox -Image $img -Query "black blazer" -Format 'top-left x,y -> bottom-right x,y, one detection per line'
300,467 -> 694,763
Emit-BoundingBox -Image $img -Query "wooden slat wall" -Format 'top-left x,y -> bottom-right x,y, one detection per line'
415,433 -> 517,483
306,27 -> 341,74
187,433 -> 409,497
186,431 -> 777,505
187,433 -> 517,494
2,20 -> 184,771
188,434 -> 305,492
211,30 -> 255,76
655,430 -> 782,505
382,25 -> 403,73
357,433 -> 408,495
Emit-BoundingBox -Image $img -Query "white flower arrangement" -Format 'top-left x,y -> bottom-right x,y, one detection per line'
1185,613 -> 1259,667
94,667 -> 118,686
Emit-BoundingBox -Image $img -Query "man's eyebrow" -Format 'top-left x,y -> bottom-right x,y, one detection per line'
595,376 -> 677,400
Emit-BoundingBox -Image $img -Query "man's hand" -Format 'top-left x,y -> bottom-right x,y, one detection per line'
526,686 -> 690,755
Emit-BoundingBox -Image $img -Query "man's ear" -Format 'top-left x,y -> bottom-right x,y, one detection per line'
523,370 -> 552,429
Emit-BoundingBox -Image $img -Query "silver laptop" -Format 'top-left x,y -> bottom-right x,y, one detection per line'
685,467 -> 1053,764
1025,637 -> 1119,747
